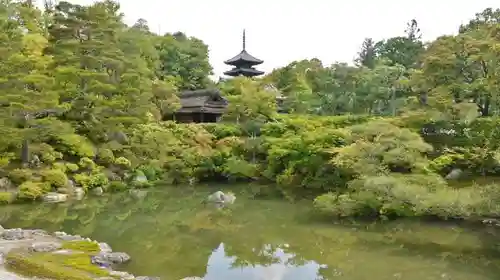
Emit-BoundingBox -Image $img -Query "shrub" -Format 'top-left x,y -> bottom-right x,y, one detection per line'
0,191 -> 14,204
313,174 -> 494,220
114,157 -> 131,169
8,169 -> 34,184
65,163 -> 79,172
78,157 -> 97,171
17,181 -> 51,200
41,169 -> 68,188
54,134 -> 95,158
74,173 -> 108,190
96,148 -> 114,165
107,181 -> 128,192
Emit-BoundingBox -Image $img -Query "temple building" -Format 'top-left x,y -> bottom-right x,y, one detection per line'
164,89 -> 228,123
223,30 -> 264,77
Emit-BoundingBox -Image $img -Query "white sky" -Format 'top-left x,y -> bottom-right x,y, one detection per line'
37,0 -> 500,78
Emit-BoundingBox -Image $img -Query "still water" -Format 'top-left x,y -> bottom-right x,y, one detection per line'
1,187 -> 500,280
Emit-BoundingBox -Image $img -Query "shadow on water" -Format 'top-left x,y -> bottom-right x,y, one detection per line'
1,186 -> 500,280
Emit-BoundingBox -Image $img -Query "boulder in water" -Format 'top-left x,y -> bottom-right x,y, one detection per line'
445,168 -> 463,180
92,187 -> 104,196
206,191 -> 236,208
42,192 -> 67,203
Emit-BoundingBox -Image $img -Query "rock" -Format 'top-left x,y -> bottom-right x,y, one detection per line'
1,228 -> 29,240
42,192 -> 68,203
206,191 -> 236,208
73,187 -> 85,200
109,271 -> 135,280
56,233 -> 84,241
133,175 -> 148,183
99,242 -> 112,253
92,187 -> 104,196
445,168 -> 463,180
68,179 -> 76,188
0,224 -> 4,234
482,218 -> 500,226
0,177 -> 14,190
136,277 -> 161,280
104,170 -> 122,181
92,252 -> 131,265
30,155 -> 41,168
29,241 -> 62,253
179,277 -> 203,280
129,189 -> 147,199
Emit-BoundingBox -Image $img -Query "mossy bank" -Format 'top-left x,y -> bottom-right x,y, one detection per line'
0,226 -> 158,280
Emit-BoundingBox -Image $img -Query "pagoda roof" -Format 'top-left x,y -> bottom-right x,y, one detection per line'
224,50 -> 263,66
224,67 -> 264,77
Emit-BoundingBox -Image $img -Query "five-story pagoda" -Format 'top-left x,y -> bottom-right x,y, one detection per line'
223,30 -> 264,77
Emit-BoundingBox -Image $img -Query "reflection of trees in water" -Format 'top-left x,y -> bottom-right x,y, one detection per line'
2,190 -> 500,280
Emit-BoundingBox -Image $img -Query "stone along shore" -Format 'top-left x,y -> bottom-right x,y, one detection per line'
0,225 -> 159,280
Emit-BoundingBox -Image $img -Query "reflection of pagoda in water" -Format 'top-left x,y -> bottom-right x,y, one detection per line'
223,30 -> 264,78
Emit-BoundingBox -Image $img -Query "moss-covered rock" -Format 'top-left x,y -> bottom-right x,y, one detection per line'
61,240 -> 101,253
5,250 -> 109,280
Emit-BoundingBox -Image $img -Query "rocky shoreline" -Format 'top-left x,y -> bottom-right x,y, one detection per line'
0,225 -> 160,280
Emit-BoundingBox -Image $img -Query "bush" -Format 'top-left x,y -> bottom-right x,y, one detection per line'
313,174 -> 495,220
107,181 -> 128,192
8,169 -> 33,184
17,181 -> 50,200
41,169 -> 68,188
65,163 -> 79,172
114,157 -> 131,169
78,157 -> 97,171
0,191 -> 14,204
74,173 -> 108,190
96,148 -> 114,165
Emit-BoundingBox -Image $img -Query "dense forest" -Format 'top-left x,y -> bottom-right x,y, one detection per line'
2,0 -> 500,222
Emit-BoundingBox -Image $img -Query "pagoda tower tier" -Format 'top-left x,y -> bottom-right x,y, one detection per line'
223,30 -> 264,77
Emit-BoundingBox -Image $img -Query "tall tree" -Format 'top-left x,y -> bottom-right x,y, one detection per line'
355,38 -> 377,69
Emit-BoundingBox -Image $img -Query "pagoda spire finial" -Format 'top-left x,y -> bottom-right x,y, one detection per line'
242,29 -> 246,50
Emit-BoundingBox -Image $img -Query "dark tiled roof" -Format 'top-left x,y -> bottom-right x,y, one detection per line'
224,67 -> 264,77
175,89 -> 228,114
224,50 -> 263,66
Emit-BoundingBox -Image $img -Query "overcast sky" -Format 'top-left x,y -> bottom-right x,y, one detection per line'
39,1 -> 500,78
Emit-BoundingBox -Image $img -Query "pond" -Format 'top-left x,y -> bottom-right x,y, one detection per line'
1,186 -> 500,280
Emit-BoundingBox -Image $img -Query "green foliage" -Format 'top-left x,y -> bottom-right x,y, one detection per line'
114,157 -> 131,169
54,135 -> 95,158
74,173 -> 109,190
18,181 -> 50,200
41,168 -> 68,188
107,181 -> 128,192
9,169 -> 33,184
65,163 -> 79,172
0,191 -> 14,204
78,158 -> 97,171
96,149 -> 114,165
314,174 -> 492,219
32,144 -> 63,163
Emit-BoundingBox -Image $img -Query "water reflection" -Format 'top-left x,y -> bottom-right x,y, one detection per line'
0,187 -> 499,280
205,243 -> 326,280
